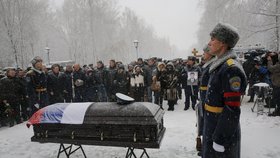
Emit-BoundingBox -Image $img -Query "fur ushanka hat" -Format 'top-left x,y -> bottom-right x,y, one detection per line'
210,23 -> 239,49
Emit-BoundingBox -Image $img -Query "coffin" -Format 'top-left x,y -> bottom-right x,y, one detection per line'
27,102 -> 165,149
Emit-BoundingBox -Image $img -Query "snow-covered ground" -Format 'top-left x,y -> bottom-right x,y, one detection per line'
1,95 -> 280,158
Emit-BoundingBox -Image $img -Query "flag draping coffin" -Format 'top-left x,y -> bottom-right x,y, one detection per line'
27,102 -> 166,148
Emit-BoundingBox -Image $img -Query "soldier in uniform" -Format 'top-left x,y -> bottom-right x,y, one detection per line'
161,62 -> 179,111
47,64 -> 64,104
72,64 -> 87,102
181,56 -> 201,110
196,45 -> 216,155
106,59 -> 117,101
202,23 -> 247,158
26,56 -> 49,116
0,68 -> 22,126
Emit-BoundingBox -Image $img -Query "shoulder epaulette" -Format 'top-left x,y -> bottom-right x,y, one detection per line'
226,59 -> 235,66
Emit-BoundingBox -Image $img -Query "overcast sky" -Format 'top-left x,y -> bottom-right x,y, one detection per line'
52,0 -> 203,54
118,0 -> 203,52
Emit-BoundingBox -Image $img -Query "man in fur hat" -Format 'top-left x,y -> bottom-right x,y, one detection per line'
26,56 -> 49,116
202,23 -> 247,158
196,45 -> 216,155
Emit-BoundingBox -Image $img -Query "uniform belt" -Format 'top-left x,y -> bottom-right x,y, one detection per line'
35,88 -> 47,92
205,104 -> 223,113
200,86 -> 208,91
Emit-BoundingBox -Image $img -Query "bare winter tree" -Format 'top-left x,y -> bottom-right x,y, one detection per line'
0,0 -> 54,68
196,0 -> 280,51
0,0 -> 175,68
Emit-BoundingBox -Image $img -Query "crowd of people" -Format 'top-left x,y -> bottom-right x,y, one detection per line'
0,55 -> 204,127
1,23 -> 280,158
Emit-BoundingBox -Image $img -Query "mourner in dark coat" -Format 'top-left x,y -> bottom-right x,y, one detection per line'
174,59 -> 184,100
202,23 -> 247,158
267,53 -> 280,116
0,68 -> 22,126
146,58 -> 157,102
94,61 -> 108,102
106,59 -> 117,101
153,62 -> 166,109
136,58 -> 149,101
130,65 -> 145,102
161,62 -> 179,111
181,56 -> 201,110
114,64 -> 130,95
72,64 -> 87,102
17,68 -> 29,121
47,64 -> 64,104
26,56 -> 49,116
85,68 -> 99,102
63,65 -> 74,102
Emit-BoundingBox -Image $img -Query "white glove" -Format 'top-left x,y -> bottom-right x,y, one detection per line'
34,103 -> 40,109
213,142 -> 225,152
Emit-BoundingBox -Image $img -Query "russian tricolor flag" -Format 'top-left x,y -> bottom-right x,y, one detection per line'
27,102 -> 92,128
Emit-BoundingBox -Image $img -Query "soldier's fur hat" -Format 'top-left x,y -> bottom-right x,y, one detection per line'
30,56 -> 43,67
210,23 -> 239,49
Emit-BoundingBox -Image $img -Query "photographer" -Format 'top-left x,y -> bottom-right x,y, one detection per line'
248,57 -> 272,102
267,52 -> 280,116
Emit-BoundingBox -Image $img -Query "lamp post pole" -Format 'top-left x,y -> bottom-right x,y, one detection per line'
133,40 -> 139,59
45,47 -> 50,65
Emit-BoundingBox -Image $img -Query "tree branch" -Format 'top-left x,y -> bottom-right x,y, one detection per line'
243,26 -> 278,41
247,11 -> 280,17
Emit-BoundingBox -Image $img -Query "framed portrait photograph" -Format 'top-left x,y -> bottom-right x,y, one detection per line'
187,71 -> 198,86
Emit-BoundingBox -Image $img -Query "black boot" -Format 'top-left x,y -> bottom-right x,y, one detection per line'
184,106 -> 189,111
192,104 -> 196,110
196,137 -> 202,151
247,98 -> 254,103
167,107 -> 174,111
196,137 -> 202,156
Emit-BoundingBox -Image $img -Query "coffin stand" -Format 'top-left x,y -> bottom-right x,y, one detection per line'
29,102 -> 166,158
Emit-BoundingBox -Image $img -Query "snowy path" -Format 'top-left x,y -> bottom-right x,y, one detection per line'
1,96 -> 280,158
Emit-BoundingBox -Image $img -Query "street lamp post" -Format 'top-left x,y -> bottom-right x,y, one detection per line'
133,40 -> 139,59
45,46 -> 50,65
